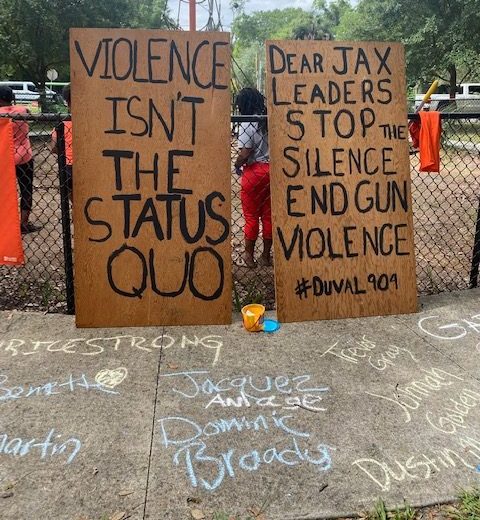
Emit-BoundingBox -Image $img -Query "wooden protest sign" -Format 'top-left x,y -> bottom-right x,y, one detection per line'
266,41 -> 417,322
70,29 -> 231,327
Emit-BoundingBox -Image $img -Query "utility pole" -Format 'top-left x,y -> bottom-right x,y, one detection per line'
189,0 -> 196,31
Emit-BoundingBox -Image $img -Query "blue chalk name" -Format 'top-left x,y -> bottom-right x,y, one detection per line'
0,429 -> 81,464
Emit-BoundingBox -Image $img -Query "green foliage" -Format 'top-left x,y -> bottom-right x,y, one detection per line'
364,499 -> 416,520
231,1 -> 354,91
336,0 -> 480,89
0,0 -> 175,89
311,0 -> 353,39
132,0 -> 176,29
446,488 -> 480,520
233,8 -> 312,51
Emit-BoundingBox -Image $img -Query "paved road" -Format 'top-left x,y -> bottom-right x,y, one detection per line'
1,289 -> 480,519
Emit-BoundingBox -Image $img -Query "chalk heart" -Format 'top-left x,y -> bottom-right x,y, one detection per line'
95,367 -> 128,389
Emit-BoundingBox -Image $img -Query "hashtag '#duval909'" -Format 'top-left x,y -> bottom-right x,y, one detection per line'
294,273 -> 399,300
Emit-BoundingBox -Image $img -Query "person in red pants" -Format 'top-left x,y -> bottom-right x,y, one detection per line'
234,88 -> 272,268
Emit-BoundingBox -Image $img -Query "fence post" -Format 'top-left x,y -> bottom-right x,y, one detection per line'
56,121 -> 75,314
470,197 -> 480,288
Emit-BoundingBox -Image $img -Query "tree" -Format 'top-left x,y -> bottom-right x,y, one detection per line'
0,0 -> 175,96
133,0 -> 177,29
336,0 -> 480,96
231,7 -> 320,90
232,8 -> 313,50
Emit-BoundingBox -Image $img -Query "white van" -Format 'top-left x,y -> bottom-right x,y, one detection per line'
415,83 -> 480,112
0,81 -> 56,103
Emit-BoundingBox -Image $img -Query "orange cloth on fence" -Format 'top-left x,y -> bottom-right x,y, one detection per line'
0,119 -> 24,266
418,111 -> 441,172
409,119 -> 420,149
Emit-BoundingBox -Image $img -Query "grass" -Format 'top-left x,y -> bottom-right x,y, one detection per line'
445,488 -> 480,520
363,489 -> 480,520
363,500 -> 416,520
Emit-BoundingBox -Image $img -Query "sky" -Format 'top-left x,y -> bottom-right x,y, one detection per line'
169,0 -> 314,31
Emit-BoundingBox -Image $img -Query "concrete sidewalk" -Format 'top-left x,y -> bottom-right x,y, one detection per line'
1,289 -> 480,520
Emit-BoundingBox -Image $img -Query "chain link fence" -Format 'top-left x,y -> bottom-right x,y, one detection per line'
1,112 -> 480,314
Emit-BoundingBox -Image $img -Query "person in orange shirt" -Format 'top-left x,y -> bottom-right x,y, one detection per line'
51,84 -> 73,201
0,86 -> 40,233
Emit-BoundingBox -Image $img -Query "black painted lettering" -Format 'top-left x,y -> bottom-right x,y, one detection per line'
135,152 -> 159,190
205,191 -> 229,245
361,79 -> 374,103
150,250 -> 189,296
287,185 -> 305,217
294,84 -> 307,104
333,46 -> 353,75
334,109 -> 355,139
167,150 -> 194,194
382,147 -> 396,175
188,247 -> 224,300
306,228 -> 325,259
132,198 -> 164,239
148,98 -> 175,140
100,38 -> 113,79
283,146 -> 300,178
148,38 -> 168,83
127,96 -> 149,137
354,180 -> 373,213
112,194 -> 141,238
268,44 -> 286,74
271,77 -> 290,105
84,197 -> 112,242
181,95 -> 204,145
192,40 -> 212,89
74,39 -> 103,77
212,41 -> 229,89
354,48 -> 371,74
107,244 -> 147,298
395,224 -> 410,255
375,46 -> 392,74
112,38 -> 133,80
102,149 -> 134,190
378,79 -> 393,104
360,108 -> 375,137
169,40 -> 190,83
312,109 -> 331,138
277,225 -> 303,261
105,97 -> 128,134
343,226 -> 358,257
286,110 -> 305,141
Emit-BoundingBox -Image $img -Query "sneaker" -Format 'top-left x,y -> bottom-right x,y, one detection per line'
21,222 -> 42,234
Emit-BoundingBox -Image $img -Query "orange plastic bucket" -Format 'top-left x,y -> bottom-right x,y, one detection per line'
241,304 -> 265,332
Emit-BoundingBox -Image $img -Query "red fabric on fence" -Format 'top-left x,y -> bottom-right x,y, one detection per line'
0,119 -> 24,265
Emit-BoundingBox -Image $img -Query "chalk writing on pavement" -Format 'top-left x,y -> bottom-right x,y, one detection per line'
159,370 -> 329,411
0,334 -> 223,366
95,367 -> 128,389
365,367 -> 464,423
320,335 -> 418,370
0,372 -> 120,403
418,314 -> 480,340
353,435 -> 480,492
0,428 -> 81,464
158,371 -> 334,490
